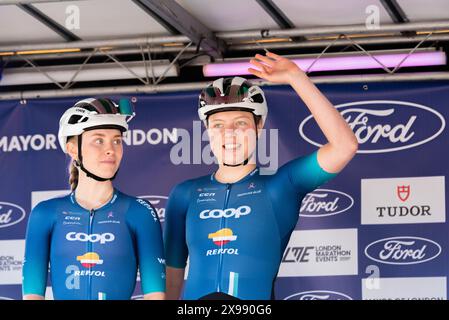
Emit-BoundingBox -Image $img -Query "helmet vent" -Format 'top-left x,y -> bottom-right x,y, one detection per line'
251,93 -> 264,103
68,115 -> 88,124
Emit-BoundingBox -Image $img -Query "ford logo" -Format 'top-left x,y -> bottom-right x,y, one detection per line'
299,100 -> 445,154
139,195 -> 167,223
365,236 -> 441,265
284,290 -> 353,300
299,189 -> 354,217
0,202 -> 26,229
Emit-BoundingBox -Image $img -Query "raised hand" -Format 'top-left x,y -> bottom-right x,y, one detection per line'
248,51 -> 303,84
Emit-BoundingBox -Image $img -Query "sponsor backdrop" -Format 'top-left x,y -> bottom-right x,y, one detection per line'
0,81 -> 448,300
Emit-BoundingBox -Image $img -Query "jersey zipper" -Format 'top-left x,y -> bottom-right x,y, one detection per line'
216,184 -> 231,292
88,208 -> 95,300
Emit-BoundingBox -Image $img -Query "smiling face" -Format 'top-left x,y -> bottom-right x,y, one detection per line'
207,110 -> 263,166
67,128 -> 123,179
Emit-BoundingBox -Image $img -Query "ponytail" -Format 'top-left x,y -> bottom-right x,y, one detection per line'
69,160 -> 79,191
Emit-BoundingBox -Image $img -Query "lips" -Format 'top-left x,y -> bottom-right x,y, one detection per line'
100,160 -> 116,165
222,143 -> 242,151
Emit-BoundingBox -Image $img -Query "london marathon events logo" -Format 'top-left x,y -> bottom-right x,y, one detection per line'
299,100 -> 445,154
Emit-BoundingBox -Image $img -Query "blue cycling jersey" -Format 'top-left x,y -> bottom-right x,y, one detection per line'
164,150 -> 337,300
22,189 -> 165,300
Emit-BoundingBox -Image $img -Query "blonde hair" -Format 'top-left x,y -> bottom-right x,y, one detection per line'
69,160 -> 79,191
67,136 -> 79,191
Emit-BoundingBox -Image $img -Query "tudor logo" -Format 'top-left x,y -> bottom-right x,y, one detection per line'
397,185 -> 410,202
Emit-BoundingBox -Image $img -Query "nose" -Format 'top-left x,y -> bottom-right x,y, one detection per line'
223,126 -> 237,138
104,141 -> 116,156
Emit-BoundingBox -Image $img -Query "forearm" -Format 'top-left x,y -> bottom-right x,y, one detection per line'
166,285 -> 182,300
23,294 -> 45,300
166,267 -> 185,300
288,70 -> 358,151
249,51 -> 358,173
144,292 -> 165,300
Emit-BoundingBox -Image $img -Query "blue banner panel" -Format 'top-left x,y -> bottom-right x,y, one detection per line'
1,81 -> 448,300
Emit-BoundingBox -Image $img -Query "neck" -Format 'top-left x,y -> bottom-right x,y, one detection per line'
215,163 -> 257,184
74,172 -> 115,211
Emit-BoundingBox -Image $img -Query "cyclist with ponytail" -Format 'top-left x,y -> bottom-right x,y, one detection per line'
23,98 -> 165,300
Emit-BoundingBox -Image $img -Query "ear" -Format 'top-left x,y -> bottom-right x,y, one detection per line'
257,117 -> 264,130
66,138 -> 78,161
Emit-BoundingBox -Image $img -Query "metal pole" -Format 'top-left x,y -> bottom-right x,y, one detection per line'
230,34 -> 449,50
0,0 -> 84,4
0,82 -> 209,100
217,20 -> 449,39
0,35 -> 190,53
3,46 -> 197,61
2,72 -> 449,101
2,21 -> 449,53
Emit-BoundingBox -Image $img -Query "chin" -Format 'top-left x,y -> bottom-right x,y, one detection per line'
97,169 -> 117,178
223,157 -> 246,166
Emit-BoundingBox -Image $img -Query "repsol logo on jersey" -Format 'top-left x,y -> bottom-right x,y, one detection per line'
139,195 -> 167,223
66,232 -> 115,244
136,199 -> 158,222
206,248 -> 239,256
199,206 -> 251,219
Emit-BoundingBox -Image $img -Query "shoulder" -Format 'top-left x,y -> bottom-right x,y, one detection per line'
28,193 -> 71,226
32,192 -> 71,213
115,190 -> 156,214
273,150 -> 321,179
174,174 -> 209,190
169,174 -> 211,197
281,151 -> 317,169
116,190 -> 160,224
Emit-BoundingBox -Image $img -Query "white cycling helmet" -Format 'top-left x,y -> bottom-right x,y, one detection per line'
58,98 -> 133,153
198,77 -> 268,124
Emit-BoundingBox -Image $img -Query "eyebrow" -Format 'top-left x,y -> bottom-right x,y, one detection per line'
90,133 -> 122,138
210,116 -> 252,122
